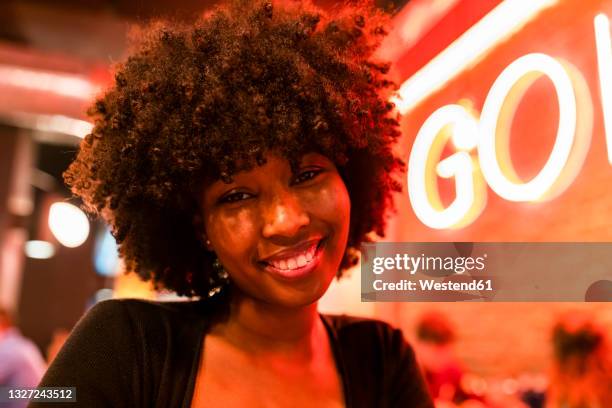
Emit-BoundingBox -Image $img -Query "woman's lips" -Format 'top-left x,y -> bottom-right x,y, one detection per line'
260,239 -> 325,280
259,238 -> 322,263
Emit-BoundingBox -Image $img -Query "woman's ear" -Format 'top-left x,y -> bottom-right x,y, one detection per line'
193,211 -> 214,251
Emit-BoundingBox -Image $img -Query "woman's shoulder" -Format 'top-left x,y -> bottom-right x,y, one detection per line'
37,298 -> 209,407
90,297 -> 207,318
84,298 -> 210,335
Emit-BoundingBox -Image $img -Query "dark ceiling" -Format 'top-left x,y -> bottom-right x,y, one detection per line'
6,0 -> 409,16
0,0 -> 410,63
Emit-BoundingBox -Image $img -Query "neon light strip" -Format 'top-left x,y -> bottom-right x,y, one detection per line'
6,112 -> 93,138
0,64 -> 99,100
392,0 -> 558,114
594,13 -> 612,164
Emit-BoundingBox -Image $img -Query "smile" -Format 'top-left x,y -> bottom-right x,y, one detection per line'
259,239 -> 325,279
268,243 -> 317,270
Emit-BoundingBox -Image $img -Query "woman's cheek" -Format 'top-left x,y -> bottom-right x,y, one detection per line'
207,208 -> 257,254
306,177 -> 351,221
333,178 -> 351,216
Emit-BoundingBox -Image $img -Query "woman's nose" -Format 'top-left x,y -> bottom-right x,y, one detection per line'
261,191 -> 310,238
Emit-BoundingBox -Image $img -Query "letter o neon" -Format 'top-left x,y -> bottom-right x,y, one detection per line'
479,53 -> 577,201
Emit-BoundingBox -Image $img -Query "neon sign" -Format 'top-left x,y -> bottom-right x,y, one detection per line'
403,12 -> 612,230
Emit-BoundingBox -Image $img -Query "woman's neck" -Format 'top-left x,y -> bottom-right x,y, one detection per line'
210,293 -> 325,358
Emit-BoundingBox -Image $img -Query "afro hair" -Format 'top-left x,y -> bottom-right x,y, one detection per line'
64,0 -> 404,298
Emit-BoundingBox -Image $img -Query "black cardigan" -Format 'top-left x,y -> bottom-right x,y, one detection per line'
32,298 -> 433,408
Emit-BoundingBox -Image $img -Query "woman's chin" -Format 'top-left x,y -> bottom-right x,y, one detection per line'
263,273 -> 334,308
253,267 -> 336,309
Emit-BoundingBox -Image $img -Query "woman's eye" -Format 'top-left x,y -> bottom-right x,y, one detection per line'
219,192 -> 252,203
292,169 -> 322,185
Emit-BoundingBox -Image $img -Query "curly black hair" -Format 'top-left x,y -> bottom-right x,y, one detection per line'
64,0 -> 404,298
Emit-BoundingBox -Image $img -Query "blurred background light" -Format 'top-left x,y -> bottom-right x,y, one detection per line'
0,64 -> 100,100
93,226 -> 119,277
29,114 -> 92,139
24,240 -> 55,259
93,288 -> 114,303
48,202 -> 90,248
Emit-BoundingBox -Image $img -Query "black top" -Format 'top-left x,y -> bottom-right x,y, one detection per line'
32,298 -> 433,408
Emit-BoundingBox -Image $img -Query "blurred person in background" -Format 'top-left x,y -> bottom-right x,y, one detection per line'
32,1 -> 434,407
415,311 -> 476,407
546,313 -> 612,408
0,306 -> 46,408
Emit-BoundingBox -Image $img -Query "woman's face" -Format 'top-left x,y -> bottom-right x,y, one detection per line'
202,152 -> 350,308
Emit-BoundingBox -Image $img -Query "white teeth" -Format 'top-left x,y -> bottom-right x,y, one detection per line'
267,243 -> 319,271
297,255 -> 307,267
306,246 -> 315,261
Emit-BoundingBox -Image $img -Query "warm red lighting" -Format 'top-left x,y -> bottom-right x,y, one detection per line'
384,0 -> 612,240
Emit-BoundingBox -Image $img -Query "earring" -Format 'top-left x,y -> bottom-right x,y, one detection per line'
208,256 -> 230,297
202,234 -> 211,247
203,236 -> 215,253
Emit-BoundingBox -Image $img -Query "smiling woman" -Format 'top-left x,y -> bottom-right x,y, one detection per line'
201,153 -> 350,308
32,1 -> 433,407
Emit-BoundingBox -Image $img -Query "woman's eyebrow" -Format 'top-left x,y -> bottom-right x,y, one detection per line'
299,158 -> 328,168
205,180 -> 238,200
